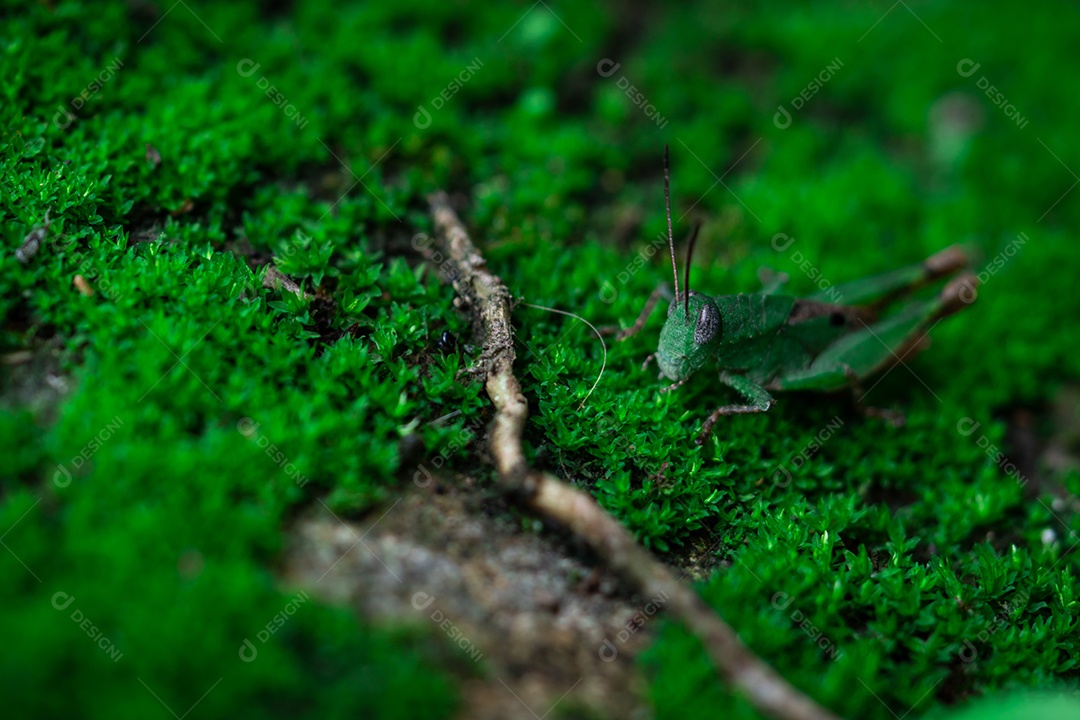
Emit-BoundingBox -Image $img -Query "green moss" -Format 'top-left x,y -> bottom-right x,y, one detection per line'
2,0 -> 1079,717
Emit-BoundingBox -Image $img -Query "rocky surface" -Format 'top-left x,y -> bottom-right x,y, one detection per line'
284,477 -> 661,720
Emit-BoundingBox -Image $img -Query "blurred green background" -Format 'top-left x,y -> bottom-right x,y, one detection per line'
1,1 -> 1078,718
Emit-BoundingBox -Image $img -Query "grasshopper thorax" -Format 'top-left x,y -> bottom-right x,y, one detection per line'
656,291 -> 721,381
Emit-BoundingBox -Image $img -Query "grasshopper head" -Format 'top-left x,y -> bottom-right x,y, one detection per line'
653,144 -> 718,382
656,291 -> 721,381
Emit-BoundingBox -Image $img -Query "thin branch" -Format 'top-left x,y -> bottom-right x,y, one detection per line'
263,264 -> 313,299
427,191 -> 841,720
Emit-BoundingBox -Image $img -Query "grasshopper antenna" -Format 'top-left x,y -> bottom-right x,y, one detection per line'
664,144 -> 680,308
517,300 -> 607,409
684,221 -> 701,319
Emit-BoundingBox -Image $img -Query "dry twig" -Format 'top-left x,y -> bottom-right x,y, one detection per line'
426,191 -> 841,720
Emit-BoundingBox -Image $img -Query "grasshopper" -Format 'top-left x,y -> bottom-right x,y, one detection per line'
613,146 -> 978,444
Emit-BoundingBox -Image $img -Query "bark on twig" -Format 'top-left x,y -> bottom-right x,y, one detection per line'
427,191 -> 841,720
263,264 -> 313,299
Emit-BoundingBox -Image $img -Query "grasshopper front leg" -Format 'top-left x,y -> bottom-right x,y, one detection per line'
599,285 -> 666,341
697,372 -> 774,444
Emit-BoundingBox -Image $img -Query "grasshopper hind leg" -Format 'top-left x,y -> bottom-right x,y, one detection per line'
807,244 -> 969,308
772,273 -> 978,393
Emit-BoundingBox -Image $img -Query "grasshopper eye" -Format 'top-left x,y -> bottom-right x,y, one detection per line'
693,303 -> 720,345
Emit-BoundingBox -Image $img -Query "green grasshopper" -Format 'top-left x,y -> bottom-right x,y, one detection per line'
613,146 -> 978,444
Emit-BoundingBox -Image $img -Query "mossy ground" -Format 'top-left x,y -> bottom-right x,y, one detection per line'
2,1 -> 1079,718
